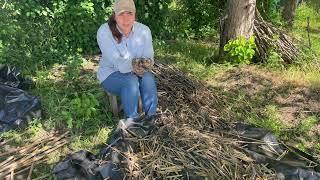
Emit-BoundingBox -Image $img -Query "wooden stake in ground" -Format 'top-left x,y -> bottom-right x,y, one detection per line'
307,17 -> 312,49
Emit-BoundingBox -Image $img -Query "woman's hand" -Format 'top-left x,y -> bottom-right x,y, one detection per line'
141,58 -> 153,70
132,58 -> 145,76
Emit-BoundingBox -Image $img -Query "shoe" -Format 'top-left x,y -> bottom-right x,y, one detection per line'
144,114 -> 158,124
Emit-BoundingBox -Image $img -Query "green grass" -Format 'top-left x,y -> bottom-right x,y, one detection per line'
154,39 -> 231,81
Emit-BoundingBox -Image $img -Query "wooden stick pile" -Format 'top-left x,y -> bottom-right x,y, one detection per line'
0,131 -> 69,179
254,10 -> 299,64
119,63 -> 277,179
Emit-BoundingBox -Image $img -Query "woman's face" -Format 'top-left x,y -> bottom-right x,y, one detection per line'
115,11 -> 135,36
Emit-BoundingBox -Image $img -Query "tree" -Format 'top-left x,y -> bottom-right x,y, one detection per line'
219,0 -> 298,63
282,0 -> 297,27
219,0 -> 256,56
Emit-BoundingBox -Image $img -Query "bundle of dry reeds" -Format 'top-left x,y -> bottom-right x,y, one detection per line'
0,131 -> 69,179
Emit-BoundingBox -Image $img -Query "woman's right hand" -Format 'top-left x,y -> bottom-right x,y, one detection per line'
141,58 -> 153,70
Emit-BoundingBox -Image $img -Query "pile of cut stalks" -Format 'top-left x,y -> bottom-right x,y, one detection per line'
0,131 -> 69,179
121,63 -> 277,179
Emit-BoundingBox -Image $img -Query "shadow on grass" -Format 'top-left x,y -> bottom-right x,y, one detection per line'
208,66 -> 320,144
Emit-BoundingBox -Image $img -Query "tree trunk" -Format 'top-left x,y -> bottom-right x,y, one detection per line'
282,0 -> 297,27
219,0 -> 256,56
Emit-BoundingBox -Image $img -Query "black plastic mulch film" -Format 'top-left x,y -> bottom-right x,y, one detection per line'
0,65 -> 41,133
53,119 -> 320,179
53,115 -> 157,180
233,123 -> 320,180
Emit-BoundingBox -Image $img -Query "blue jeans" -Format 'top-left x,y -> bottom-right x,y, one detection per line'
101,71 -> 158,118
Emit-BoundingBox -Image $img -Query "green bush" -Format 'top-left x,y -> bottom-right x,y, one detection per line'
61,92 -> 101,129
224,36 -> 256,64
53,0 -> 112,55
179,0 -> 225,39
0,0 -> 111,69
136,0 -> 171,38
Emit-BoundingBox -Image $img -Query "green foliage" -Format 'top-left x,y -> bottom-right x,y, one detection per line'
136,0 -> 224,40
256,0 -> 282,23
224,36 -> 256,64
154,39 -> 223,80
306,0 -> 320,13
297,116 -> 318,133
0,0 -> 111,70
179,0 -> 225,39
61,92 -> 100,129
258,105 -> 285,136
296,142 -> 308,152
136,0 -> 171,38
53,0 -> 112,54
0,1 -> 56,68
63,54 -> 84,82
294,3 -> 320,56
26,119 -> 44,136
265,50 -> 284,69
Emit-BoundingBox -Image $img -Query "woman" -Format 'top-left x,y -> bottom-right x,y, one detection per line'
97,0 -> 158,120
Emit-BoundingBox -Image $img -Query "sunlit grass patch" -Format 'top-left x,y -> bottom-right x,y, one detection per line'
154,39 -> 230,80
69,127 -> 112,153
283,64 -> 320,89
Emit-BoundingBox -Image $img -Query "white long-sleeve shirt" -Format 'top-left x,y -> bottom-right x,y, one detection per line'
96,21 -> 154,83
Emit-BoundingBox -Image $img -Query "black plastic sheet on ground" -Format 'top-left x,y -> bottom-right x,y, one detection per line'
0,65 -> 41,133
53,115 -> 157,180
232,122 -> 320,180
0,64 -> 33,89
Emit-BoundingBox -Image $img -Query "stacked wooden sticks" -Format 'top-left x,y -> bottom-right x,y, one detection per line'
0,131 -> 69,179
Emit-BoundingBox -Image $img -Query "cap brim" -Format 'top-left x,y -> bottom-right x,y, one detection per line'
115,9 -> 135,15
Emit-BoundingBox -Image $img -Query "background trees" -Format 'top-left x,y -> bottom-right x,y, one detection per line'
0,0 -> 318,69
282,0 -> 298,27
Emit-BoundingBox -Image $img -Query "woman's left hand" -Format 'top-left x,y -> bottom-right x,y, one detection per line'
132,58 -> 145,76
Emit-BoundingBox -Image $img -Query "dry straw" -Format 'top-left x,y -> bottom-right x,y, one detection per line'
118,63 -> 277,179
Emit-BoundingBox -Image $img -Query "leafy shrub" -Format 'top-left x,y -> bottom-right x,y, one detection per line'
0,0 -> 111,69
136,0 -> 172,39
53,0 -> 112,55
179,0 -> 225,39
224,36 -> 256,64
61,92 -> 100,129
